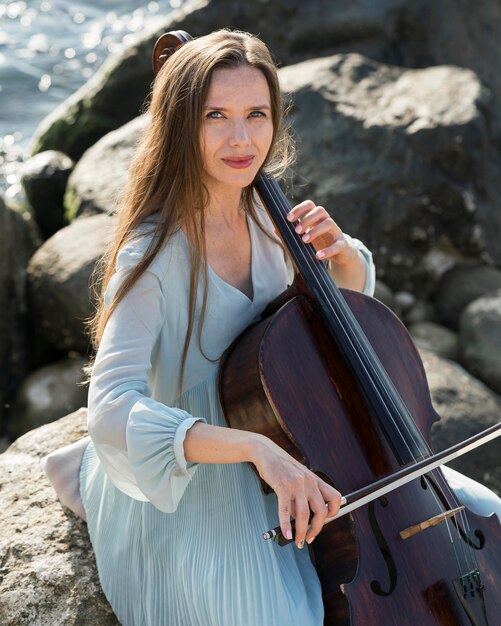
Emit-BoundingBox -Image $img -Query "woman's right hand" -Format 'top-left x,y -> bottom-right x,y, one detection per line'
248,434 -> 341,548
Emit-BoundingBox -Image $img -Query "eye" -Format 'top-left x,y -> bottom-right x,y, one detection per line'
206,110 -> 224,119
249,110 -> 266,118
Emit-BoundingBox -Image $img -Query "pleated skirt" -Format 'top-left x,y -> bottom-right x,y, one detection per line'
80,378 -> 324,626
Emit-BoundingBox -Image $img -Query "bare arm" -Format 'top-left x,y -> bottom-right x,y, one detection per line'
327,244 -> 366,291
184,421 -> 341,547
183,421 -> 259,464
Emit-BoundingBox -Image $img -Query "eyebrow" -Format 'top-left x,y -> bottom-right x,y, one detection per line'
203,104 -> 271,110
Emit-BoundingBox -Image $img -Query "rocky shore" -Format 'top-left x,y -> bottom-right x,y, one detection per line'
1,0 -> 500,623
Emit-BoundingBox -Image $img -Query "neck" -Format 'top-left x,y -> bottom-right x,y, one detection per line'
204,184 -> 246,228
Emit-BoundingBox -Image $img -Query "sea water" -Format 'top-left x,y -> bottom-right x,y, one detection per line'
0,0 -> 181,195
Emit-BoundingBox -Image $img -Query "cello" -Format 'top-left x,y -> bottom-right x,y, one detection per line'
152,31 -> 501,625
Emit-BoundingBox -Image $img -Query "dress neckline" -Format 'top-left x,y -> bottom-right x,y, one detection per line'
178,214 -> 256,305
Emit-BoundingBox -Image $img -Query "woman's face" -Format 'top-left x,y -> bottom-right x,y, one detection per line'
200,65 -> 274,201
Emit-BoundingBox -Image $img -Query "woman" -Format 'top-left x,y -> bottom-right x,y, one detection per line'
42,29 -> 500,626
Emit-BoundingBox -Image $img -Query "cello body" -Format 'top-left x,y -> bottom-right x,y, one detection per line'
219,283 -> 501,625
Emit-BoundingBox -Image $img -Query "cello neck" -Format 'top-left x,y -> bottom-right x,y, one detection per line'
255,172 -> 429,466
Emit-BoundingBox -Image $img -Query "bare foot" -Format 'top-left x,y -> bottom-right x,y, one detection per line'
41,436 -> 91,521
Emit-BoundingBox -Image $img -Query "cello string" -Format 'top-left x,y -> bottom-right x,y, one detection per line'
266,173 -> 478,573
259,175 -> 475,577
259,176 -> 419,458
261,175 -> 423,458
258,176 -> 431,460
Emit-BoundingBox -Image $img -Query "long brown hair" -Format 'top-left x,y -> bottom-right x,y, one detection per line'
85,29 -> 294,396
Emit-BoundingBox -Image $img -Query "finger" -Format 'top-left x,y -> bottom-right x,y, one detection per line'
292,495 -> 310,549
318,482 -> 342,518
293,206 -> 328,234
287,200 -> 315,222
315,237 -> 349,261
276,492 -> 293,542
300,218 -> 341,245
305,492 -> 329,544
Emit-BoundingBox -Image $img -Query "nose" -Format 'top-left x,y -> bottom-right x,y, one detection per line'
229,119 -> 251,147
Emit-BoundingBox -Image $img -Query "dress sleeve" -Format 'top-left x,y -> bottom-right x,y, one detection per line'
344,233 -> 376,297
87,244 -> 206,513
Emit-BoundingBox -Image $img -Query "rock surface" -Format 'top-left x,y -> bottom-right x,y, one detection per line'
424,349 -> 501,494
20,151 -> 74,239
0,196 -> 40,431
279,54 -> 499,292
433,264 -> 501,330
409,322 -> 459,361
64,115 -> 149,220
27,213 -> 116,355
459,289 -> 501,395
425,0 -> 501,134
0,409 -> 119,626
9,356 -> 89,440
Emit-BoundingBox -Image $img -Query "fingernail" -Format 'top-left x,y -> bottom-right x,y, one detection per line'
317,251 -> 325,259
295,224 -> 302,234
285,530 -> 293,540
287,212 -> 294,221
297,540 -> 304,549
306,537 -> 314,545
302,234 -> 310,242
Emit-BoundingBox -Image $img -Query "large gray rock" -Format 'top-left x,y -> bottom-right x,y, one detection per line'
9,356 -> 89,440
20,150 -> 74,239
64,114 -> 149,220
433,264 -> 501,329
279,54 -> 501,293
423,349 -> 501,495
409,321 -> 459,361
425,0 -> 501,135
373,280 -> 396,311
0,196 -> 40,430
405,299 -> 437,325
0,410 -> 119,626
29,0 -> 417,162
27,213 -> 116,355
459,289 -> 501,395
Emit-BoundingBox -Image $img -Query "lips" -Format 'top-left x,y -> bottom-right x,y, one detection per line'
222,155 -> 255,169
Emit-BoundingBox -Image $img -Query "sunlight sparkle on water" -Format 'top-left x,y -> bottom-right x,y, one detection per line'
6,2 -> 27,19
28,34 -> 50,53
0,0 -> 186,190
38,74 -> 51,92
82,27 -> 102,50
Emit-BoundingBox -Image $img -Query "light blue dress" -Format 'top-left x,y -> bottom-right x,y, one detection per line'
79,203 -> 376,626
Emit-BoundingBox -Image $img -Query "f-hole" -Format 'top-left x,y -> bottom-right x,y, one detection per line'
423,473 -> 484,550
369,497 -> 397,596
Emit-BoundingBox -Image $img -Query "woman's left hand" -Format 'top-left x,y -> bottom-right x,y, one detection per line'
287,200 -> 358,267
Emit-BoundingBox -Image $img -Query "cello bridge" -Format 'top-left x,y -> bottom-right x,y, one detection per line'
399,506 -> 464,540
